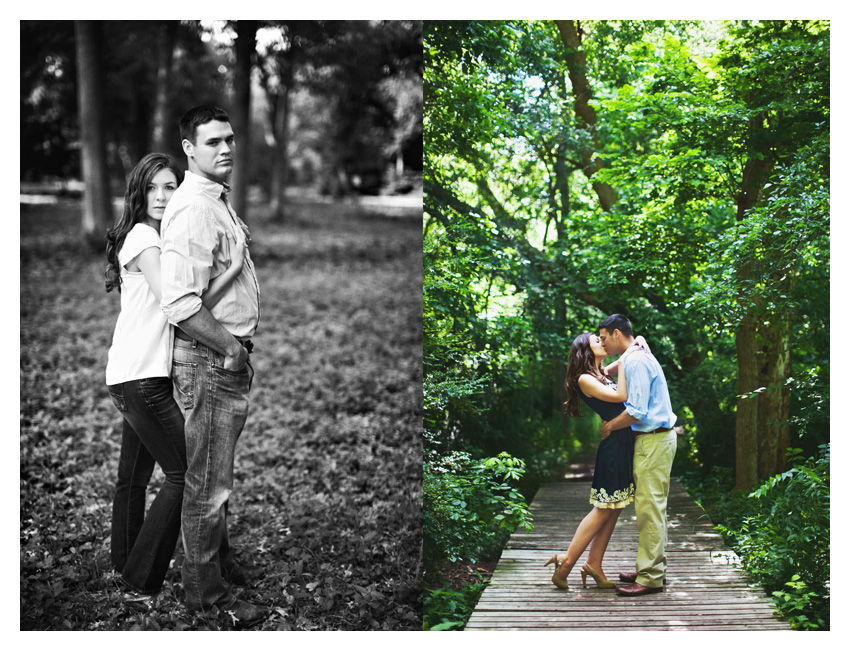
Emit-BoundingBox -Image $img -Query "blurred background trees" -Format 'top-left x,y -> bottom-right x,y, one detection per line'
21,20 -> 423,245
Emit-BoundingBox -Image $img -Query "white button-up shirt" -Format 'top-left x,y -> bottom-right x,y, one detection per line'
160,171 -> 260,338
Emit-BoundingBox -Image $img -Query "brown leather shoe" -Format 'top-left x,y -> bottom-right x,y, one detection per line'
616,582 -> 663,596
619,572 -> 666,585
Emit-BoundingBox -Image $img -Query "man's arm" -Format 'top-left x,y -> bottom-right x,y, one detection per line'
600,411 -> 639,440
600,353 -> 652,439
161,203 -> 247,371
176,306 -> 247,371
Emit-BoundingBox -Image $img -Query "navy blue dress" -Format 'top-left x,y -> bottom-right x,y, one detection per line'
580,380 -> 635,509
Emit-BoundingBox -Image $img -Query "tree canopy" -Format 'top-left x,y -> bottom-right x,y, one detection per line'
423,18 -> 828,502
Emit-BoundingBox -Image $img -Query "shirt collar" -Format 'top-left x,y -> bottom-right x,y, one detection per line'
183,170 -> 230,200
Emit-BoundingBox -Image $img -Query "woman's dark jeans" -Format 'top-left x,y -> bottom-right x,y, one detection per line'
108,377 -> 187,594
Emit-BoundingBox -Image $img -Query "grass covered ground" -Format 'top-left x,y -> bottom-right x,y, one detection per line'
20,194 -> 423,630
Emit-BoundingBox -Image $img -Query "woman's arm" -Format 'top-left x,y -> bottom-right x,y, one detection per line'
136,247 -> 164,302
201,234 -> 247,309
604,335 -> 651,376
634,335 -> 651,355
578,371 -> 628,403
137,234 -> 246,309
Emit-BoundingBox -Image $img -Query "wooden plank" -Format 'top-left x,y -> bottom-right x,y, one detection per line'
466,480 -> 790,631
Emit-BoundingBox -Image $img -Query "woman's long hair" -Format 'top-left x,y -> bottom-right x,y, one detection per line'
105,153 -> 184,293
563,332 -> 611,417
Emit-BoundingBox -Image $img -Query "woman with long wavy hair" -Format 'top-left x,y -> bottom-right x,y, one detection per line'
544,331 -> 646,589
105,152 -> 245,595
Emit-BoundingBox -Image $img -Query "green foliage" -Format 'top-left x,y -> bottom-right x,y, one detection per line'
423,451 -> 533,576
771,575 -> 824,631
422,581 -> 487,631
423,21 -> 830,621
683,444 -> 830,631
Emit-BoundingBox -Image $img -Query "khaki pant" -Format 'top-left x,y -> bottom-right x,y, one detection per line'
633,430 -> 677,588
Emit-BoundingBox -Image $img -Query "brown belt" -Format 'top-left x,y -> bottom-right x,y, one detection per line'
635,427 -> 673,435
174,328 -> 254,354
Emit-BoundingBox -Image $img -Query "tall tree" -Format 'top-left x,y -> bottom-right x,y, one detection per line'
554,20 -> 618,212
257,21 -> 337,220
230,20 -> 257,221
74,20 -> 113,249
151,21 -> 178,153
718,21 -> 828,490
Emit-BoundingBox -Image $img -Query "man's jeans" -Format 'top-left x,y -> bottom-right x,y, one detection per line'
171,336 -> 253,611
633,429 -> 677,588
108,377 -> 187,594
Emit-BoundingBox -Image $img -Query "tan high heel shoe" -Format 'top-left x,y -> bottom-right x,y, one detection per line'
544,555 -> 569,589
580,563 -> 615,588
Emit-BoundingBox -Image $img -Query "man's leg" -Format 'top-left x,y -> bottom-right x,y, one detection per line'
172,339 -> 250,612
632,430 -> 676,588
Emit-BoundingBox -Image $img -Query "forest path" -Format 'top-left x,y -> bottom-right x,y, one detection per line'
466,480 -> 791,631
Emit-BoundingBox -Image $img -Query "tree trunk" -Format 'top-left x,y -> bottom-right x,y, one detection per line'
269,82 -> 291,221
733,122 -> 777,491
151,21 -> 177,154
553,143 -> 571,431
553,20 -> 618,212
735,313 -> 760,491
756,319 -> 792,479
231,20 -> 256,221
74,20 -> 113,251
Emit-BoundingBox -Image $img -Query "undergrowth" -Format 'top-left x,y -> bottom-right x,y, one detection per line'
20,197 -> 423,630
680,443 -> 830,631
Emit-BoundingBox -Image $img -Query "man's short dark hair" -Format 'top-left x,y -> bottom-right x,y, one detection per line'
179,105 -> 231,143
599,313 -> 633,337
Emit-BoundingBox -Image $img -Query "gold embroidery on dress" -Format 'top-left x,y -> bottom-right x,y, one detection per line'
590,483 -> 636,509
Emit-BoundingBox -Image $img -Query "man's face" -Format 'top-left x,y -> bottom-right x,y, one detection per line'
184,120 -> 235,183
598,328 -> 623,356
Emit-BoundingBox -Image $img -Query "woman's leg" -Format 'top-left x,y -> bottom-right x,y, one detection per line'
114,378 -> 187,593
556,507 -> 611,580
586,508 -> 622,575
109,384 -> 156,573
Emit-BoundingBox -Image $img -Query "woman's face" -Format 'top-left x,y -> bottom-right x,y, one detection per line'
589,334 -> 607,358
145,168 -> 179,222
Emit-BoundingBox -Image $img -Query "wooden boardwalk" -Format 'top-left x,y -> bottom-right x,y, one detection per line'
466,480 -> 790,631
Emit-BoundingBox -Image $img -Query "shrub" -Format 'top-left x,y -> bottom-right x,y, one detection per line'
715,444 -> 829,630
423,450 -> 533,578
422,580 -> 487,631
685,445 -> 830,630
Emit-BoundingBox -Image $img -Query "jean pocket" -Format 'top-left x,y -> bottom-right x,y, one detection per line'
107,384 -> 127,412
210,362 -> 252,396
172,361 -> 197,410
137,377 -> 173,403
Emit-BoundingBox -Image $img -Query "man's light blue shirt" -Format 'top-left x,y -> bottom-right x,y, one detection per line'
622,351 -> 677,432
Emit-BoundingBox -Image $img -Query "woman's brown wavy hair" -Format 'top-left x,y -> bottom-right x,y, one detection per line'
563,332 -> 611,417
104,153 -> 183,293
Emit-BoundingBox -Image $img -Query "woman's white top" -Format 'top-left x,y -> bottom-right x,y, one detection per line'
105,223 -> 173,385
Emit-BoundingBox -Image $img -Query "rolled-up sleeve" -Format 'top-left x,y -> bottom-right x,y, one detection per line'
623,356 -> 652,421
160,203 -> 216,325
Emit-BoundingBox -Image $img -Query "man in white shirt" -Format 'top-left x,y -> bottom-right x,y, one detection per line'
160,105 -> 264,626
